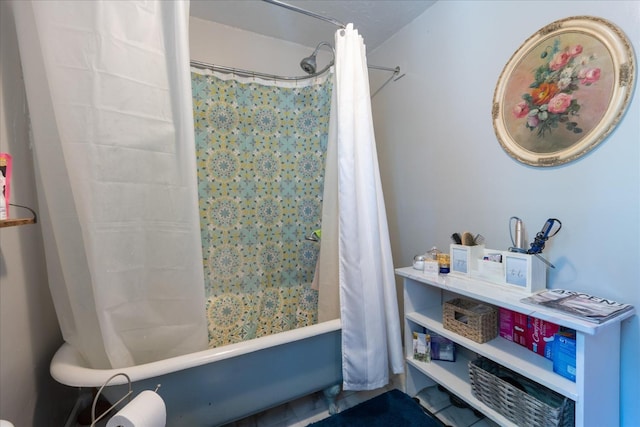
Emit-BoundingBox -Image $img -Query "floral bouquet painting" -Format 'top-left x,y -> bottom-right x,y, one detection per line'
513,39 -> 601,138
493,17 -> 634,166
501,32 -> 615,155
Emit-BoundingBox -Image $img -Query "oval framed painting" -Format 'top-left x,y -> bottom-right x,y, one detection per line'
493,16 -> 635,167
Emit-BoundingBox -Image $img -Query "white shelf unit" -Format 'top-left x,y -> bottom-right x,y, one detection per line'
396,267 -> 635,427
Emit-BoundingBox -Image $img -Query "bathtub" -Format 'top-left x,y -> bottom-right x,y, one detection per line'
51,319 -> 342,426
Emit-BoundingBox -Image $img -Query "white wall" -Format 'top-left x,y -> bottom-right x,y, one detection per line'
0,2 -> 77,425
190,16 -> 334,76
369,1 -> 640,425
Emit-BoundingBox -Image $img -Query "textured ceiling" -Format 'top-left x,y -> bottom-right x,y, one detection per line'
189,0 -> 437,50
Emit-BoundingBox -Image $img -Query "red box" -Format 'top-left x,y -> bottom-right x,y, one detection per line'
499,308 -> 527,346
526,316 -> 560,357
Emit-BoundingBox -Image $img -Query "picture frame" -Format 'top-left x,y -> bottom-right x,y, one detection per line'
451,246 -> 469,274
503,252 -> 547,294
493,16 -> 635,167
449,244 -> 484,276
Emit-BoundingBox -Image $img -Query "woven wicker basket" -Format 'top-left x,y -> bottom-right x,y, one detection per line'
469,357 -> 575,427
442,298 -> 498,343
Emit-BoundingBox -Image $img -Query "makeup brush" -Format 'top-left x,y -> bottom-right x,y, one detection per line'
462,231 -> 475,246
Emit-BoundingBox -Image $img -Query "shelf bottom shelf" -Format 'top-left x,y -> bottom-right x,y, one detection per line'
414,385 -> 497,427
406,356 -> 517,427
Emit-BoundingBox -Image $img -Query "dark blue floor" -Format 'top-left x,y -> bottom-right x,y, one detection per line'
308,389 -> 445,427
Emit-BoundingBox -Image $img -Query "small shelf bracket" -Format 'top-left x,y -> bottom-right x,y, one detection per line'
0,204 -> 37,228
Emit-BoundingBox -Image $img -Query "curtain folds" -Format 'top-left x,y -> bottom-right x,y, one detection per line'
12,0 -> 208,368
331,24 -> 404,390
317,77 -> 341,323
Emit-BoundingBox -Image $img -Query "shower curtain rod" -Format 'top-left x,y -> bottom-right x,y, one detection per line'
262,0 -> 346,29
190,59 -> 334,82
257,0 -> 405,93
190,60 -> 403,83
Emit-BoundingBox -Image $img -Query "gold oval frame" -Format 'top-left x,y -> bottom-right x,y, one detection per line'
493,16 -> 635,167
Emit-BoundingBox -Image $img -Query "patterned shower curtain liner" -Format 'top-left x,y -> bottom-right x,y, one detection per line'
191,69 -> 333,348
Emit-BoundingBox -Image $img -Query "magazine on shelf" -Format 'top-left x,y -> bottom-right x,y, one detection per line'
521,289 -> 633,323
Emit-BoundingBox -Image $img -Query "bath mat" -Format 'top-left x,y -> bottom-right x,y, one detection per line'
308,389 -> 445,427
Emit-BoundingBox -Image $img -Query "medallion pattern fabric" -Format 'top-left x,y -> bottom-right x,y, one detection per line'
192,71 -> 332,348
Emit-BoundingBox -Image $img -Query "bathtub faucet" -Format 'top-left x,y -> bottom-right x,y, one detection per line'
305,229 -> 321,242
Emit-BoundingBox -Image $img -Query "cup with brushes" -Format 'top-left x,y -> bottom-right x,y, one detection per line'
451,231 -> 484,246
449,231 -> 486,275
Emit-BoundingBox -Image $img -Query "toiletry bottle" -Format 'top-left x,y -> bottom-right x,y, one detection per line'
0,189 -> 6,220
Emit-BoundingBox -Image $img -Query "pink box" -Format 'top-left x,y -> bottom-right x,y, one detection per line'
499,308 -> 527,346
499,307 -> 512,340
526,316 -> 560,357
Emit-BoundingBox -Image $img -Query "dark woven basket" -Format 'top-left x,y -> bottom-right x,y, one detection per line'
469,357 -> 575,427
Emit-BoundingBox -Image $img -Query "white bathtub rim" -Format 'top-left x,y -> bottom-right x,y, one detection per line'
50,318 -> 341,388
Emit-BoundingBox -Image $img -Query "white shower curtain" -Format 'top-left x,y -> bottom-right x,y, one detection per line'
11,0 -> 208,368
328,24 -> 404,390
